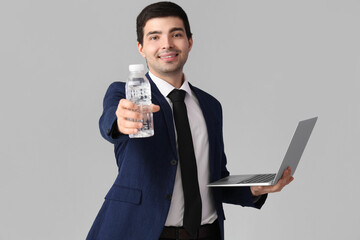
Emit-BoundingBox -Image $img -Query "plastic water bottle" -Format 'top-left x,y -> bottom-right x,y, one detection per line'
125,64 -> 154,138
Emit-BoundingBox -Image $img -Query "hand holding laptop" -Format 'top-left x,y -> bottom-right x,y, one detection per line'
208,117 -> 317,190
250,166 -> 294,196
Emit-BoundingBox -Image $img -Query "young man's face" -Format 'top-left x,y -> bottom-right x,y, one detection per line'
138,16 -> 193,79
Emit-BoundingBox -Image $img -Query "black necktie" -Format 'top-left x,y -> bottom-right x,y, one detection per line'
167,89 -> 202,236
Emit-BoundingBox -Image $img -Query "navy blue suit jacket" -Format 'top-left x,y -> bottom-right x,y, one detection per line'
87,74 -> 266,240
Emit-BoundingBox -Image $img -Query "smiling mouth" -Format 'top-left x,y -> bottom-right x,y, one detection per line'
158,52 -> 179,61
160,55 -> 178,58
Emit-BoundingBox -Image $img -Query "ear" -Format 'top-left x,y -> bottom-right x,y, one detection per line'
188,36 -> 193,52
137,42 -> 146,58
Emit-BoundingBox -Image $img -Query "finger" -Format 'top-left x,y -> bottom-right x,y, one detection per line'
119,99 -> 139,111
119,126 -> 139,135
121,118 -> 143,128
117,115 -> 143,129
286,176 -> 294,185
117,99 -> 142,121
116,107 -> 143,135
151,104 -> 160,113
282,167 -> 291,177
118,118 -> 143,134
274,174 -> 294,191
283,168 -> 293,183
250,186 -> 263,196
116,106 -> 143,121
278,167 -> 292,183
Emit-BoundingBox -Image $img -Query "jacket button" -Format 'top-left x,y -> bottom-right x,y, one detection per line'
165,194 -> 172,201
170,160 -> 177,166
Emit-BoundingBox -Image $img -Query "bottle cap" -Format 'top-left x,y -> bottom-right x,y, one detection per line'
129,64 -> 145,72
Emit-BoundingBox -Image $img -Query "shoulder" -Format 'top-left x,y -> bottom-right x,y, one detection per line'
104,81 -> 126,96
107,81 -> 125,91
190,85 -> 222,110
101,81 -> 127,106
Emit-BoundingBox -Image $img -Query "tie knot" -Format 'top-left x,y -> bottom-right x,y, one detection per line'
167,89 -> 186,103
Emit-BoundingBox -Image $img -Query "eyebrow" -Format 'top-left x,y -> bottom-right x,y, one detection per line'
146,31 -> 162,37
145,27 -> 185,37
169,27 -> 185,33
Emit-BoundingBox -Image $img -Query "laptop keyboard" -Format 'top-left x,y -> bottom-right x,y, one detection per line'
238,174 -> 276,184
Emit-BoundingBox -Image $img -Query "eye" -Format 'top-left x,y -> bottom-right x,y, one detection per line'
173,33 -> 183,38
149,36 -> 159,40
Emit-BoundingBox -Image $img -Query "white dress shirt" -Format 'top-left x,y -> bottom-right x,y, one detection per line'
149,72 -> 218,227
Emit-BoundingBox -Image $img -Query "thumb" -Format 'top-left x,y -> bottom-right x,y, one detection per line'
151,104 -> 160,113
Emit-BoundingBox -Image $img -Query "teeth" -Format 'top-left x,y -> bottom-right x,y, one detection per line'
161,55 -> 176,58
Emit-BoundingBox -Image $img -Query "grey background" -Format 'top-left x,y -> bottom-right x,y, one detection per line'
1,0 -> 359,239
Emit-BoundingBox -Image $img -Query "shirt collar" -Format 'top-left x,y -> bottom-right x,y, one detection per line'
149,71 -> 193,99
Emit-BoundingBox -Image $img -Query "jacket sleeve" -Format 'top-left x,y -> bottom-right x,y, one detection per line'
221,185 -> 267,209
99,82 -> 129,144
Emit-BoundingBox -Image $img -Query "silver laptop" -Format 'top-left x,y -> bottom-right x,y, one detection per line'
208,117 -> 318,187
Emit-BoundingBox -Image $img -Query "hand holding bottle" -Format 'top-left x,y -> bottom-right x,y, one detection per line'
116,99 -> 160,135
124,64 -> 158,138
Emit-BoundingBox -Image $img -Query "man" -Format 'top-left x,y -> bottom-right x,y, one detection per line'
87,2 -> 293,240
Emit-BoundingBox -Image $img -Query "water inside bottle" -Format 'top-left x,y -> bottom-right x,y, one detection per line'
129,105 -> 154,138
127,82 -> 154,138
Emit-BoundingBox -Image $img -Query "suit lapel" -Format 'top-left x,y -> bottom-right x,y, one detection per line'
146,75 -> 217,172
146,73 -> 178,159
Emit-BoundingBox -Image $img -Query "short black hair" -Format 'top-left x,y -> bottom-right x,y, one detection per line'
136,1 -> 192,45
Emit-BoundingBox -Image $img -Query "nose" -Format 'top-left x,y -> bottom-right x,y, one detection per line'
162,36 -> 174,49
